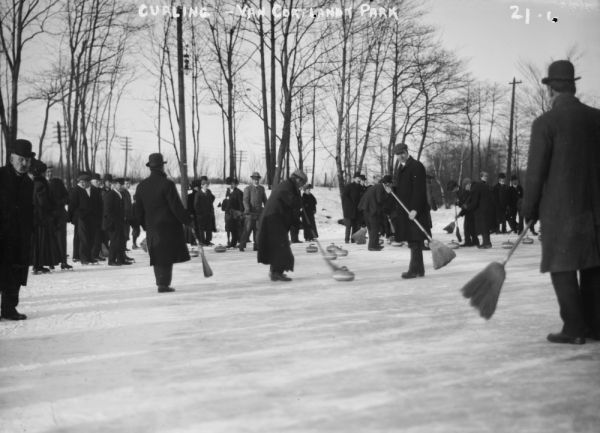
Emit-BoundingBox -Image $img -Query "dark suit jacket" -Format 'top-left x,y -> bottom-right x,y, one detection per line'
48,177 -> 69,224
103,189 -> 125,232
522,93 -> 600,273
342,182 -> 362,219
68,186 -> 100,224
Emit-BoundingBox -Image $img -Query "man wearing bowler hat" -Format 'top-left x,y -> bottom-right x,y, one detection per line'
68,173 -> 100,265
392,143 -> 431,278
522,60 -> 600,344
0,139 -> 35,320
239,171 -> 267,252
134,153 -> 191,292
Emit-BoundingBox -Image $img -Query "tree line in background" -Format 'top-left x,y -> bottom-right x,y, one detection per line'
0,0 -> 589,204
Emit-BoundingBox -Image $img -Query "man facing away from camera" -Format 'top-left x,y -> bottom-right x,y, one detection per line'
521,60 -> 600,345
134,153 -> 191,293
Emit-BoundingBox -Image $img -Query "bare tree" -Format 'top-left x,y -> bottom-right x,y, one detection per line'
0,0 -> 56,160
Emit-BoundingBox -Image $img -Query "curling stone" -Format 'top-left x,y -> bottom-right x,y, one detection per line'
332,266 -> 355,282
214,245 -> 227,253
522,236 -> 534,245
324,251 -> 337,260
326,243 -> 337,253
335,246 -> 348,257
502,240 -> 515,249
306,244 -> 318,253
447,241 -> 459,250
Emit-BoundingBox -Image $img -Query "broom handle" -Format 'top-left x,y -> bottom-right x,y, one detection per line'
502,220 -> 532,265
390,191 -> 433,242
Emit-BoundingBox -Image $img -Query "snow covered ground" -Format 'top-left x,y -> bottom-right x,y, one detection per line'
1,185 -> 599,433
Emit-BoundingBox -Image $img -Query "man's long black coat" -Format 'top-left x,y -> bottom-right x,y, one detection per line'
134,170 -> 191,266
522,93 -> 600,273
466,181 -> 495,236
0,165 -> 34,286
392,156 -> 431,242
257,178 -> 302,272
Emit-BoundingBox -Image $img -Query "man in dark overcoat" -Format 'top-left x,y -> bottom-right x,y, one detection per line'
457,178 -> 479,247
46,166 -> 72,269
223,177 -> 244,248
90,173 -> 106,261
103,178 -> 128,266
0,139 -> 35,320
68,173 -> 99,264
358,175 -> 393,251
521,60 -> 600,345
392,143 -> 431,279
508,175 -> 523,234
467,171 -> 495,249
301,184 -> 318,241
341,172 -> 364,243
134,153 -> 191,293
493,173 -> 511,234
194,176 -> 216,246
257,169 -> 307,281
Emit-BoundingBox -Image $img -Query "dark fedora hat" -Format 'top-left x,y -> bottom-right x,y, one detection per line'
146,153 -> 167,168
250,171 -> 261,179
13,139 -> 36,158
541,60 -> 581,84
291,169 -> 308,183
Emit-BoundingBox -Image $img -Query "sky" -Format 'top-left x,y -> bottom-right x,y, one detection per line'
12,0 -> 600,179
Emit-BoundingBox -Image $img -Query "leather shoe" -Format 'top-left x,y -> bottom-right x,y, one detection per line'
1,311 -> 27,320
547,332 -> 585,345
270,272 -> 292,282
401,271 -> 424,279
158,286 -> 175,293
477,243 -> 492,249
368,246 -> 383,251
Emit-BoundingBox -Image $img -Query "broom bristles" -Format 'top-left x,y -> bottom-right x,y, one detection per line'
461,262 -> 505,319
443,221 -> 455,233
429,239 -> 457,269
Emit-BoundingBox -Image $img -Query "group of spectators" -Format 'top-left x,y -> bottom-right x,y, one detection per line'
185,171 -> 319,252
449,171 -> 532,249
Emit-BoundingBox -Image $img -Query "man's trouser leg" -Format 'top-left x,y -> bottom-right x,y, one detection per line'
550,271 -> 587,337
153,264 -> 173,288
239,215 -> 253,249
580,266 -> 600,336
0,265 -> 23,315
408,241 -> 424,275
73,224 -> 80,260
78,220 -> 93,262
366,216 -> 379,249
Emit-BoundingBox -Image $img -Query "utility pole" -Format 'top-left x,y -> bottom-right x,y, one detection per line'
176,6 -> 189,207
237,150 -> 246,179
507,77 -> 521,179
120,136 -> 133,178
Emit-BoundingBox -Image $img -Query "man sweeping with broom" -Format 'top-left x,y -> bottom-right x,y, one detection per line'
521,60 -> 600,345
392,143 -> 432,279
